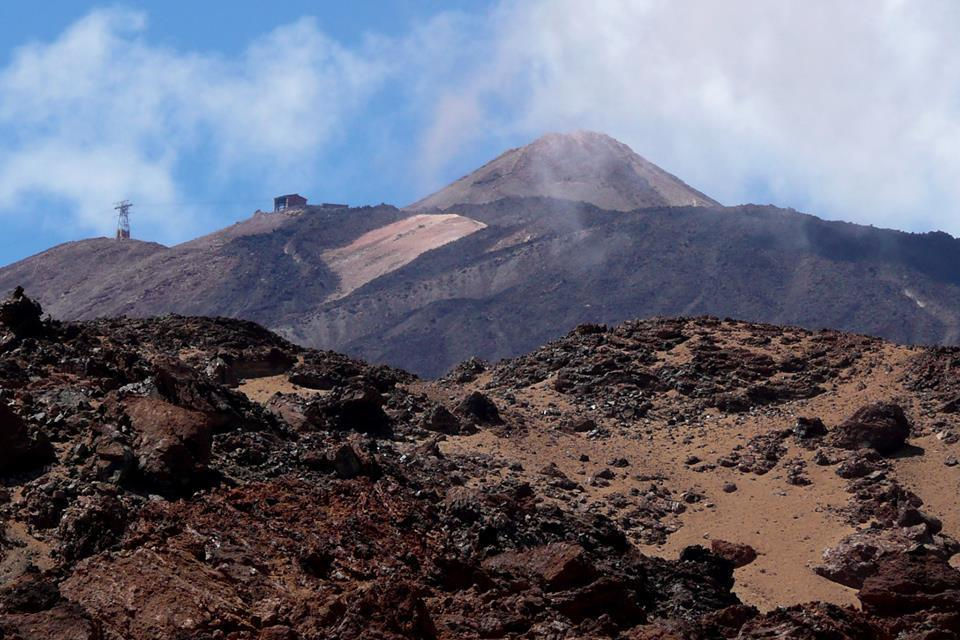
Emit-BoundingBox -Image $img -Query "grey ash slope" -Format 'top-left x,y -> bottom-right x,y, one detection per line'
1,132 -> 960,377
409,131 -> 718,211
292,199 -> 960,376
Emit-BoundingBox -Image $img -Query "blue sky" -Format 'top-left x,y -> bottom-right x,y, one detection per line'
1,1 -> 959,266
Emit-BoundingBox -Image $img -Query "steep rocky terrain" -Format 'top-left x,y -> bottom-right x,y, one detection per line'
2,133 -> 960,377
1,287 -> 960,639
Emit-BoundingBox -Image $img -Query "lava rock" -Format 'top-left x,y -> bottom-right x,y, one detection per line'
125,397 -> 213,493
0,287 -> 45,338
794,416 -> 828,439
858,551 -> 960,616
815,527 -> 959,588
830,403 -> 911,454
456,391 -> 503,425
0,403 -> 54,473
483,543 -> 597,592
710,540 -> 757,568
309,384 -> 391,436
420,405 -> 463,435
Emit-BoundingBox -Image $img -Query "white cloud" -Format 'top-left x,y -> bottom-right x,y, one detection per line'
416,0 -> 960,235
2,2 -> 960,246
0,9 -> 384,242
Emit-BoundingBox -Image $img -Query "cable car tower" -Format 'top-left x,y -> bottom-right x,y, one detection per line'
114,200 -> 132,240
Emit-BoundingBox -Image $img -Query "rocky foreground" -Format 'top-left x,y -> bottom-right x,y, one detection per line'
1,286 -> 959,639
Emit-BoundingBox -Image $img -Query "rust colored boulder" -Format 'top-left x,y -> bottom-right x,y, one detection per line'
815,527 -> 959,589
858,551 -> 960,616
829,402 -> 911,454
710,540 -> 758,568
125,396 -> 213,493
483,542 -> 597,591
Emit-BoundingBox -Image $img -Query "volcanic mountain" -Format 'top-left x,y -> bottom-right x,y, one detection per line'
409,130 -> 719,211
1,131 -> 960,376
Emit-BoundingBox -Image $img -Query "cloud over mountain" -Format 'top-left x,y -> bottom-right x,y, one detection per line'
1,1 -> 959,253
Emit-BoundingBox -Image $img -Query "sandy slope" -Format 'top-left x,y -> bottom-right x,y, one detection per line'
321,213 -> 486,299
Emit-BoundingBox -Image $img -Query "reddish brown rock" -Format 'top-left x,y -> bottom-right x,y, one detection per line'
0,604 -> 101,640
815,527 -> 959,589
125,397 -> 213,493
858,551 -> 960,616
483,542 -> 597,591
830,402 -> 911,455
710,540 -> 757,568
734,602 -> 880,639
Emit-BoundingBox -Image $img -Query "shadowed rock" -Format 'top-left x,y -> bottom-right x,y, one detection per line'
830,403 -> 911,454
0,403 -> 54,473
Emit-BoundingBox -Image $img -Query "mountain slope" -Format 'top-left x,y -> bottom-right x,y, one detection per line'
288,200 -> 960,375
1,133 -> 959,377
409,131 -> 719,211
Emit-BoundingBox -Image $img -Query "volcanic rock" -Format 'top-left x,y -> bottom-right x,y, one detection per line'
710,540 -> 758,568
830,402 -> 911,454
794,416 -> 828,439
307,384 -> 391,436
858,550 -> 960,616
0,286 -> 44,338
420,404 -> 463,435
815,526 -> 959,588
456,391 -> 503,425
0,403 -> 54,473
125,397 -> 213,493
482,542 -> 597,592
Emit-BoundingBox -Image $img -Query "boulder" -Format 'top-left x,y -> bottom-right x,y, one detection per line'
308,384 -> 391,436
483,542 -> 596,591
815,527 -> 959,588
710,540 -> 757,568
56,494 -> 128,561
829,403 -> 910,454
125,397 -> 213,493
859,551 -> 960,616
456,391 -> 503,425
420,405 -> 463,435
0,403 -> 54,473
794,416 -> 828,439
329,444 -> 380,480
